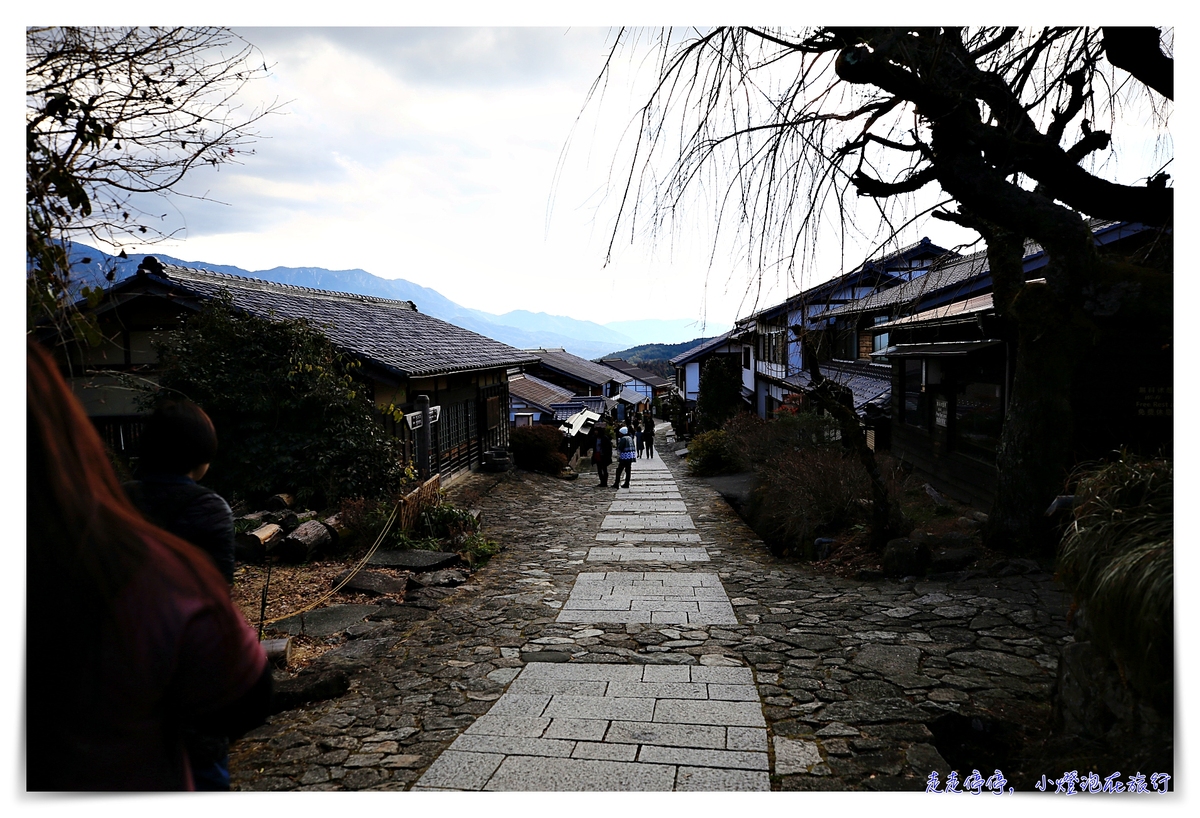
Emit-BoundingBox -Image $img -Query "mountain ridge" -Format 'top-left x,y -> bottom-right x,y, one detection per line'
64,243 -> 730,358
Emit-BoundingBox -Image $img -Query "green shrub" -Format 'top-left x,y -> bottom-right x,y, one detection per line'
150,293 -> 403,508
338,493 -> 501,566
695,356 -> 743,432
1057,453 -> 1172,708
337,494 -> 437,554
687,430 -> 739,476
511,424 -> 568,474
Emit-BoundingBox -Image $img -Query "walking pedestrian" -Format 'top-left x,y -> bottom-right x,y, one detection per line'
613,425 -> 636,488
635,421 -> 645,458
123,398 -> 238,790
591,423 -> 613,487
643,413 -> 656,459
26,339 -> 270,791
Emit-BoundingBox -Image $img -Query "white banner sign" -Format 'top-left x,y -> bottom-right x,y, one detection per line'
404,405 -> 442,430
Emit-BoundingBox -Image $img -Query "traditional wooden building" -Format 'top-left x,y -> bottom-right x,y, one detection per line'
857,221 -> 1170,507
524,348 -> 627,398
55,259 -> 539,481
742,237 -> 954,418
507,372 -> 574,427
668,330 -> 755,408
598,358 -> 673,405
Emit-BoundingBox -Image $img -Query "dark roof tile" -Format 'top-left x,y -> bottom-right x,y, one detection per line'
527,348 -> 626,387
140,264 -> 538,378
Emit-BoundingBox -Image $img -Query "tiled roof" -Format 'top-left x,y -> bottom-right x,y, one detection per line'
128,263 -> 538,379
527,348 -> 626,388
816,247 -> 995,319
572,395 -> 618,415
784,361 -> 892,414
508,373 -> 575,413
745,237 -> 956,321
875,292 -> 996,329
669,331 -> 734,365
600,358 -> 671,388
817,220 -> 1143,320
552,402 -> 586,421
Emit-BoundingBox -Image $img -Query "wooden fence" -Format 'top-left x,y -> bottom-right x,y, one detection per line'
397,474 -> 441,532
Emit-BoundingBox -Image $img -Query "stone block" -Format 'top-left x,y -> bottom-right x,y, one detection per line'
773,736 -> 823,775
482,756 -> 675,791
638,745 -> 768,770
543,718 -> 610,741
463,716 -> 550,738
415,750 -> 504,790
571,741 -> 638,761
653,699 -> 766,727
674,766 -> 770,791
604,720 -> 726,749
521,663 -> 644,681
507,678 -> 608,696
271,604 -> 379,637
690,666 -> 754,685
706,684 -> 760,701
543,694 -> 656,722
485,693 -> 552,717
606,681 -> 708,699
726,726 -> 768,752
369,549 -> 459,571
851,643 -> 922,676
881,539 -> 931,577
450,734 -> 576,758
642,665 -> 692,683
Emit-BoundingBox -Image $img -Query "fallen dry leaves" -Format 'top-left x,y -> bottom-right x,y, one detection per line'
231,559 -> 411,668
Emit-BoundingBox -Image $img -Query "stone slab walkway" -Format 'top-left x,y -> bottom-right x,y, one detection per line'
413,439 -> 767,790
230,421 -> 1071,792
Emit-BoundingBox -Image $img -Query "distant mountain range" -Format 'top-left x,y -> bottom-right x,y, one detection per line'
66,243 -> 730,360
604,338 -> 720,380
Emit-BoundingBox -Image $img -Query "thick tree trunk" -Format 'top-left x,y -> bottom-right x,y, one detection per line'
987,282 -> 1079,552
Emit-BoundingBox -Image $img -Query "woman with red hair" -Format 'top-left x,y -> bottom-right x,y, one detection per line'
26,338 -> 270,791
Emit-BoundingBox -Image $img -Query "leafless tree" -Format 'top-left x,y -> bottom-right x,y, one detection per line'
593,27 -> 1172,550
27,26 -> 281,330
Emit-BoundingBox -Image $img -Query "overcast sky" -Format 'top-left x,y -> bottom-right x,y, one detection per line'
125,25 -> 798,329
99,24 -> 996,329
22,14 -> 1178,333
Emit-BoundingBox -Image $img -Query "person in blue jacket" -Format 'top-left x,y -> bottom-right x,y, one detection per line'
612,426 -> 636,488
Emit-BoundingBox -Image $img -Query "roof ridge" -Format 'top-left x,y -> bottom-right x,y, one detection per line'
157,262 -> 417,311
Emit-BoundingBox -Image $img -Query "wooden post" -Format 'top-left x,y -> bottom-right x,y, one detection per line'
262,637 -> 292,667
417,393 -> 431,480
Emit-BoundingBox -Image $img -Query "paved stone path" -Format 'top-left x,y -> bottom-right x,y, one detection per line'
414,451 -> 768,790
230,422 -> 1071,791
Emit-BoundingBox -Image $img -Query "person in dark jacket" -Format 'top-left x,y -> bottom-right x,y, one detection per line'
591,423 -> 613,487
27,340 -> 270,791
123,398 -> 238,791
125,400 -> 235,584
643,413 -> 656,459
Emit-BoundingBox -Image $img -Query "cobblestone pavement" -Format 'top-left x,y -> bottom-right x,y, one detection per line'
230,424 -> 1071,791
